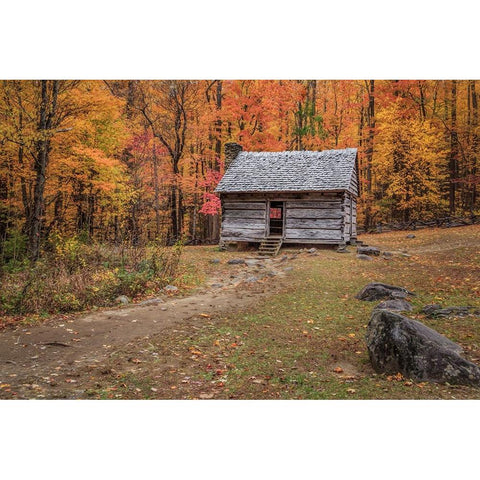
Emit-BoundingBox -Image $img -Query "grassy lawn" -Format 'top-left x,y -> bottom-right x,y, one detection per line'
86,225 -> 480,399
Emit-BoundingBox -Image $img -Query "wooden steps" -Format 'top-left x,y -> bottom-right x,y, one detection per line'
258,237 -> 283,256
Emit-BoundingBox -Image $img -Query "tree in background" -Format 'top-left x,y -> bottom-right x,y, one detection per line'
1,79 -> 480,263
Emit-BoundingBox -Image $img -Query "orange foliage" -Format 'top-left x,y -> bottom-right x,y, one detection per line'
0,80 -> 479,254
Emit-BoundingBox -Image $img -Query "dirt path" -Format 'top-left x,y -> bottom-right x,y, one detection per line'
0,254 -> 295,399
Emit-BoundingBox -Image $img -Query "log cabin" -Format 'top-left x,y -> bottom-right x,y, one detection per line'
215,143 -> 359,253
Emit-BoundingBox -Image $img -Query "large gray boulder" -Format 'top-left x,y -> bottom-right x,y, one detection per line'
356,282 -> 414,301
366,310 -> 480,386
374,298 -> 413,312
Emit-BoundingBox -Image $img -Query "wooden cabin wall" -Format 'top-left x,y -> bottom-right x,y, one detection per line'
220,192 -> 357,244
284,194 -> 344,243
351,196 -> 357,239
220,198 -> 267,242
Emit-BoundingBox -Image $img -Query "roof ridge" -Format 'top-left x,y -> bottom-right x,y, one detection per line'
239,147 -> 357,154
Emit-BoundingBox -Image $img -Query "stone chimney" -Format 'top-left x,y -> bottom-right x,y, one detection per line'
224,142 -> 243,169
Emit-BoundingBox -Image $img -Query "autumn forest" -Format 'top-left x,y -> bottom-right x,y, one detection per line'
0,80 -> 479,262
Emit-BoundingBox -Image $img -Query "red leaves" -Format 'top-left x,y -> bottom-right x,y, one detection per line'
199,193 -> 221,215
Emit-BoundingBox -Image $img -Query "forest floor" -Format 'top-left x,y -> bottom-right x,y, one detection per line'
1,225 -> 480,400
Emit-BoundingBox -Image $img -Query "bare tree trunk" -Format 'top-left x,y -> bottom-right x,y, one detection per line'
29,80 -> 59,260
215,80 -> 222,169
471,80 -> 478,211
449,80 -> 458,215
16,106 -> 32,225
152,140 -> 161,237
364,80 -> 375,230
170,183 -> 179,243
418,81 -> 426,120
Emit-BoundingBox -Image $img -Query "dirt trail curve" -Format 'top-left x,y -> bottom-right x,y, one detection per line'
0,254 -> 295,398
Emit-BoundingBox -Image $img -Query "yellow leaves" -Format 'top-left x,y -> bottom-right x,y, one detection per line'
373,99 -> 448,219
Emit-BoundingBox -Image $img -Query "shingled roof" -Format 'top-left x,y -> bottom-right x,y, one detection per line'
215,148 -> 358,195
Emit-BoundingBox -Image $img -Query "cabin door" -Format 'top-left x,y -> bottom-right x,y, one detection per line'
268,201 -> 284,237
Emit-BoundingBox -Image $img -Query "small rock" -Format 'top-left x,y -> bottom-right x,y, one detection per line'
424,305 -> 476,318
284,267 -> 294,272
357,254 -> 373,261
307,248 -> 317,254
210,283 -> 224,289
115,295 -> 130,305
406,234 -> 416,239
336,246 -> 349,253
356,282 -> 415,302
265,271 -> 277,277
198,393 -> 214,399
278,255 -> 289,262
245,259 -> 260,267
396,252 -> 411,257
160,307 -> 167,311
422,304 -> 442,315
210,259 -> 221,264
374,299 -> 413,312
357,246 -> 380,256
245,276 -> 259,283
164,285 -> 178,293
227,258 -> 246,265
382,251 -> 393,258
138,297 -> 165,306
